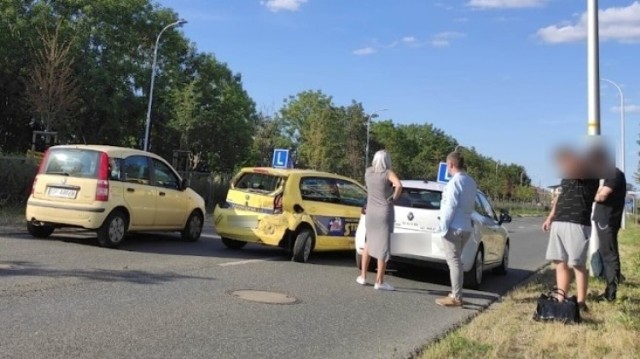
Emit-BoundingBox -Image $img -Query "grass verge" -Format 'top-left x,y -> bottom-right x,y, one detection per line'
0,206 -> 25,227
419,223 -> 640,359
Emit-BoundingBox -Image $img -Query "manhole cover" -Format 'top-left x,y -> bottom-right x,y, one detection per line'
230,290 -> 299,305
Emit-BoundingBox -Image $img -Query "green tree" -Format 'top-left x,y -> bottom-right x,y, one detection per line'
25,21 -> 79,134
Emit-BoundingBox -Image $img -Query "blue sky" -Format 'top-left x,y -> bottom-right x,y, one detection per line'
158,0 -> 640,187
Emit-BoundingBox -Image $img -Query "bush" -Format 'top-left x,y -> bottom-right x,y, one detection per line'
0,156 -> 39,207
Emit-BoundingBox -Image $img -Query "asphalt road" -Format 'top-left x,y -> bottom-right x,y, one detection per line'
1,217 -> 546,359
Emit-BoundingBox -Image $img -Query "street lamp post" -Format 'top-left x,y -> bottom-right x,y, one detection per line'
365,108 -> 388,170
454,145 -> 464,152
143,19 -> 187,152
601,78 -> 626,229
495,162 -> 500,200
601,79 -> 625,174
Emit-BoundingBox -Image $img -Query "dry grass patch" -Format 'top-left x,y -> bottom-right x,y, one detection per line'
420,223 -> 640,359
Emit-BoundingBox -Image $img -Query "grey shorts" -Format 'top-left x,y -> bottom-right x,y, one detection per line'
546,221 -> 591,267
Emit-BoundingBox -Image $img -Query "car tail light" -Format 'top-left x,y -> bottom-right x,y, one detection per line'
274,194 -> 283,214
31,150 -> 50,194
361,204 -> 367,215
95,152 -> 110,201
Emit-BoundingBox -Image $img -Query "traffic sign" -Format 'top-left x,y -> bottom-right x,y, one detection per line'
437,162 -> 451,183
272,149 -> 291,169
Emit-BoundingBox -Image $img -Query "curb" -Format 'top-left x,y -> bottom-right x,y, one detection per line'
0,226 -> 24,235
409,261 -> 551,358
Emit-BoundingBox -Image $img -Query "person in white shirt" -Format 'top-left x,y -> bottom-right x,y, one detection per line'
435,151 -> 477,307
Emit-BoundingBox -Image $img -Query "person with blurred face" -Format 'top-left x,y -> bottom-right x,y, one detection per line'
591,148 -> 627,302
542,148 -> 599,313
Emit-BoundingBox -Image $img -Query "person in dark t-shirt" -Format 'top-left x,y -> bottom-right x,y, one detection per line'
543,149 -> 599,312
593,159 -> 627,301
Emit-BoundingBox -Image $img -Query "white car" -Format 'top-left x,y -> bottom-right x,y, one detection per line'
355,180 -> 511,289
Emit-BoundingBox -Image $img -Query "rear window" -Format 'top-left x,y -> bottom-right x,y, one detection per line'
43,149 -> 100,179
300,177 -> 367,207
396,187 -> 442,210
234,172 -> 285,194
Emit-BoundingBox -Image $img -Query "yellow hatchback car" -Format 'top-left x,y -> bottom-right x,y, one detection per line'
26,145 -> 206,247
213,167 -> 367,262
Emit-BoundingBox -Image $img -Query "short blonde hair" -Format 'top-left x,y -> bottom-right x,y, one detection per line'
372,150 -> 392,173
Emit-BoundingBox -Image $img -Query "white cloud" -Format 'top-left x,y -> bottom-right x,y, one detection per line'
430,32 -> 466,47
611,104 -> 640,113
352,47 -> 377,56
468,0 -> 547,9
402,36 -> 417,44
431,40 -> 450,47
354,32 -> 465,55
537,1 -> 640,44
261,0 -> 307,12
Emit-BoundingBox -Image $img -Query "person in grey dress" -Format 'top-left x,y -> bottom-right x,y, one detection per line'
357,150 -> 402,291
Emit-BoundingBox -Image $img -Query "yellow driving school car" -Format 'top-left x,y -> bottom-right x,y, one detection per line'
213,167 -> 367,262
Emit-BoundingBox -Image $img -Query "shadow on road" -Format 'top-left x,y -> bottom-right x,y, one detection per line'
0,260 -> 216,285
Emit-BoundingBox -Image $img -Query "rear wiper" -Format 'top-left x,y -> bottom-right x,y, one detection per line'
47,172 -> 70,176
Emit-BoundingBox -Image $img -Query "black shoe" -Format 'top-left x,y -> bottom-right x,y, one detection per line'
578,302 -> 589,314
604,284 -> 617,302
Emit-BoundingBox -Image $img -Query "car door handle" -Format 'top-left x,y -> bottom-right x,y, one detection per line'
159,192 -> 166,197
126,188 -> 135,193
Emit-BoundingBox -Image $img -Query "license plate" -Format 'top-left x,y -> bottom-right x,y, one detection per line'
48,187 -> 78,199
227,216 -> 259,228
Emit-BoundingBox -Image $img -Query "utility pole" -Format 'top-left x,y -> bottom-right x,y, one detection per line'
364,108 -> 387,172
587,0 -> 600,277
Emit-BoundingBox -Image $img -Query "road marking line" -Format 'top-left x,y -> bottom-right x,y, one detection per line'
218,257 -> 281,267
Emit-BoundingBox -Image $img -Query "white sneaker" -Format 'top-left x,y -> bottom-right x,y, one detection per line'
356,276 -> 366,285
374,282 -> 395,291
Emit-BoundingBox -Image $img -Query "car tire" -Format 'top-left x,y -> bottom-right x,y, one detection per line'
493,241 -> 509,275
97,210 -> 127,248
292,229 -> 314,263
26,222 -> 54,239
221,237 -> 247,250
181,211 -> 203,242
464,248 -> 484,290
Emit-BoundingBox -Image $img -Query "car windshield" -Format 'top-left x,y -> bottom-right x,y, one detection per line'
234,172 -> 284,194
395,187 -> 442,210
43,149 -> 100,179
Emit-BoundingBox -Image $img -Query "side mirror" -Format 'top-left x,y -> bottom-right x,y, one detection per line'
498,209 -> 512,225
180,178 -> 189,191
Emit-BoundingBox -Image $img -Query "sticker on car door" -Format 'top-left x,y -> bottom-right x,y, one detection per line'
312,216 -> 360,237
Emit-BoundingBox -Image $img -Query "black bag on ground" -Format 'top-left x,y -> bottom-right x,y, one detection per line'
532,288 -> 581,324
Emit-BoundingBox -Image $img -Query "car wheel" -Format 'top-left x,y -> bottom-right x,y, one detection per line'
221,237 -> 247,250
26,222 -> 54,239
97,210 -> 127,248
493,241 -> 509,275
292,229 -> 315,263
464,248 -> 484,290
181,211 -> 203,242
